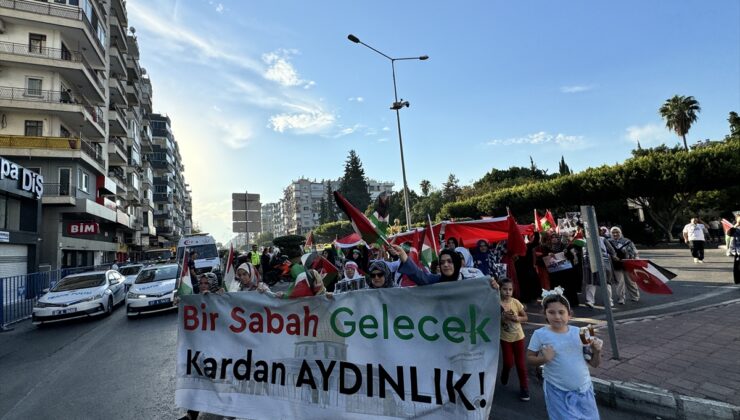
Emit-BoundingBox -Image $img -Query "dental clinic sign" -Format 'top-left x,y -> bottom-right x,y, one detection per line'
0,157 -> 44,198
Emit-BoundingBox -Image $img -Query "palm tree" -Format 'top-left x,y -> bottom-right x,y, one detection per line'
419,179 -> 432,197
659,95 -> 701,151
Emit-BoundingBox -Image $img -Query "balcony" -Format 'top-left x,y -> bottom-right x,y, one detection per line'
0,135 -> 105,172
108,165 -> 126,190
109,45 -> 126,76
0,86 -> 105,140
125,81 -> 141,105
109,12 -> 128,52
0,0 -> 106,66
41,183 -> 78,205
108,106 -> 128,136
108,136 -> 127,164
126,54 -> 142,80
108,76 -> 128,107
0,41 -> 105,102
153,193 -> 173,204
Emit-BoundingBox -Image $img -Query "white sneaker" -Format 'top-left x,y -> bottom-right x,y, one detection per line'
693,258 -> 698,263
698,260 -> 704,264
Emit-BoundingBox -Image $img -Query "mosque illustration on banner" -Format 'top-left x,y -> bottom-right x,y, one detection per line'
202,307 -> 488,419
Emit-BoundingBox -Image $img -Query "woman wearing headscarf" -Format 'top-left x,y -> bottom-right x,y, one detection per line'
392,245 -> 499,289
455,246 -> 486,279
234,262 -> 275,296
473,240 -> 494,276
515,232 -> 541,303
607,226 -> 639,304
334,261 -> 366,292
366,260 -> 396,289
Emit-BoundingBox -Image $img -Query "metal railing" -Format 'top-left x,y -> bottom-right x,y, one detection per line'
0,41 -> 103,92
108,166 -> 125,184
1,264 -> 114,328
43,183 -> 77,197
110,136 -> 125,151
80,139 -> 104,167
0,0 -> 105,53
0,85 -> 78,104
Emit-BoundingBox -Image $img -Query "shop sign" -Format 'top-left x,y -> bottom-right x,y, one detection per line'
0,231 -> 9,243
0,157 -> 44,198
67,222 -> 100,235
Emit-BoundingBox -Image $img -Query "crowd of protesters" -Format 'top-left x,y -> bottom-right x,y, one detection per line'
176,212 -> 740,420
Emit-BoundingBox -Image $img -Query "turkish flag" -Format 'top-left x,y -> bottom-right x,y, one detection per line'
721,218 -> 734,234
621,259 -> 676,294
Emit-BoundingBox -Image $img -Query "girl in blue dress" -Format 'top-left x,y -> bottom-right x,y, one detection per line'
527,288 -> 604,420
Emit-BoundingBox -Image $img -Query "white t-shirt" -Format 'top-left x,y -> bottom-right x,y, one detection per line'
683,223 -> 706,241
527,325 -> 592,392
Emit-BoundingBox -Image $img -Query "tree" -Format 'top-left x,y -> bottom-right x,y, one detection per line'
339,150 -> 371,211
324,180 -> 337,222
411,191 -> 444,222
419,179 -> 432,197
313,220 -> 353,243
729,111 -> 740,138
659,95 -> 701,151
529,156 -> 537,172
441,173 -> 461,203
254,232 -> 274,246
558,156 -> 572,175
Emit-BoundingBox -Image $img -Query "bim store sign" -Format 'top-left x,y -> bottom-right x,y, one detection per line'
0,157 -> 44,198
67,222 -> 100,235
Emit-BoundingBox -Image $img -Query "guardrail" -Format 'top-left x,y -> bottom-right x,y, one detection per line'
0,264 -> 114,329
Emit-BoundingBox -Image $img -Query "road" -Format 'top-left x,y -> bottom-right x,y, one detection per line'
1,246 -> 734,420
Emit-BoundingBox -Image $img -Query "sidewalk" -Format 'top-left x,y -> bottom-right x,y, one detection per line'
591,298 -> 740,419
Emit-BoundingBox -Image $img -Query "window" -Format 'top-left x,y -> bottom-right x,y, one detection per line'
28,34 -> 46,54
24,121 -> 43,136
0,196 -> 5,230
59,168 -> 71,196
26,78 -> 42,96
78,169 -> 89,193
60,125 -> 71,138
6,197 -> 20,231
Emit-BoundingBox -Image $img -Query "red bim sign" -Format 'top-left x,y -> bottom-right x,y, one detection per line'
67,222 -> 100,235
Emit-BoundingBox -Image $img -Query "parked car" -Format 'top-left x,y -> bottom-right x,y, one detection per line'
126,264 -> 179,317
32,270 -> 126,325
119,264 -> 145,292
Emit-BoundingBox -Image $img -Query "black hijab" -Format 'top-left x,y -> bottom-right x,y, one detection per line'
438,249 -> 462,282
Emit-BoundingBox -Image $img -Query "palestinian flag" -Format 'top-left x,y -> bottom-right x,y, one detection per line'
177,251 -> 193,295
334,233 -> 364,249
621,259 -> 676,294
223,245 -> 238,292
721,218 -> 734,234
284,271 -> 320,299
571,230 -> 586,247
302,252 -> 339,291
334,191 -> 389,247
418,214 -> 439,268
369,192 -> 391,236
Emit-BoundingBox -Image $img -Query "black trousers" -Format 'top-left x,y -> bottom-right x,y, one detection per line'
689,240 -> 705,260
734,254 -> 739,284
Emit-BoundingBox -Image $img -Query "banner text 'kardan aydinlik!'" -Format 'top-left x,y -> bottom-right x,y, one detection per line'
175,278 -> 501,420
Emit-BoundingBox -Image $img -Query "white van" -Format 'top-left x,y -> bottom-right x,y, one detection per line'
176,233 -> 221,280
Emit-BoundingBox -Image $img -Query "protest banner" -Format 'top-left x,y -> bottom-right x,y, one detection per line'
176,278 -> 500,419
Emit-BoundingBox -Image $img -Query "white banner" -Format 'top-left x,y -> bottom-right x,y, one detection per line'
176,278 -> 500,419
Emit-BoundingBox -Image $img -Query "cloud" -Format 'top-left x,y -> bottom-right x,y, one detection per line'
262,49 -> 315,88
377,138 -> 389,143
381,126 -> 390,132
128,2 -> 263,73
215,3 -> 224,13
486,131 -> 584,146
268,110 -> 335,134
625,123 -> 669,146
560,84 -> 595,93
332,124 -> 364,138
210,117 -> 254,149
348,97 -> 364,102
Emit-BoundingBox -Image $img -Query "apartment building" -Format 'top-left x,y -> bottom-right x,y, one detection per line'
269,178 -> 394,237
147,113 -> 191,247
0,0 -> 190,270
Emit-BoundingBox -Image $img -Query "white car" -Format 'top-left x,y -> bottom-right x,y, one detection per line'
118,264 -> 144,292
32,270 -> 126,325
126,264 -> 179,317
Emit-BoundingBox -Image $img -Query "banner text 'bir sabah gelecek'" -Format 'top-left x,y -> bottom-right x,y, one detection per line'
176,278 -> 500,419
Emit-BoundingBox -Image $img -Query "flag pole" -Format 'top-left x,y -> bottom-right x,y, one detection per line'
581,205 -> 620,359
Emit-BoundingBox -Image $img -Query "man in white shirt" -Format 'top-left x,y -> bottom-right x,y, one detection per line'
683,217 -> 709,263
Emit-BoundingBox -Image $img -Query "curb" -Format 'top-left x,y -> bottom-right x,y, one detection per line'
593,378 -> 740,420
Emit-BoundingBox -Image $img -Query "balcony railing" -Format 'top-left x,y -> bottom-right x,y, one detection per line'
0,41 -> 102,90
0,0 -> 105,53
0,86 -> 105,124
110,136 -> 125,151
0,135 -> 103,168
43,183 -> 77,197
108,166 -> 125,184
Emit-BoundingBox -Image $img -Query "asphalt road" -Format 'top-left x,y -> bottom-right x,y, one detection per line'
2,246 -> 733,420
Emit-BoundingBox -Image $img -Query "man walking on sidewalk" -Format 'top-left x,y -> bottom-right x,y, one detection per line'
683,217 -> 709,263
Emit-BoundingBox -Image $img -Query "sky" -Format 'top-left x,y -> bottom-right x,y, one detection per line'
127,0 -> 740,245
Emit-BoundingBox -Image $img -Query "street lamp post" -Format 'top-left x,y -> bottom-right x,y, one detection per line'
347,34 -> 428,231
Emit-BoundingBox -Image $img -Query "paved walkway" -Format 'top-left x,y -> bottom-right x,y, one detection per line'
587,245 -> 740,408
